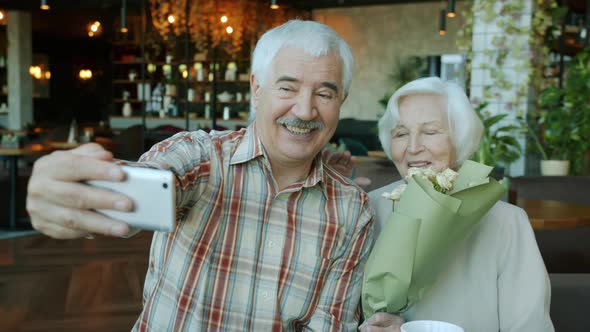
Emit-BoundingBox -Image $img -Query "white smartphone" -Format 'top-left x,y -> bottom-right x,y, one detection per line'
86,166 -> 176,232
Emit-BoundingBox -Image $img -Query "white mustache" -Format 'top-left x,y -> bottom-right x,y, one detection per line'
276,117 -> 325,130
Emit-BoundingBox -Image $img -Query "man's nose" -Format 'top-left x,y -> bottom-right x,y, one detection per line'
291,91 -> 318,120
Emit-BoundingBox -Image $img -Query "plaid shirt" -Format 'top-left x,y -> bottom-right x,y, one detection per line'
131,124 -> 374,331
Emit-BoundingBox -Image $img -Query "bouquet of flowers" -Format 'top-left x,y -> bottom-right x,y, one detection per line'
361,160 -> 505,318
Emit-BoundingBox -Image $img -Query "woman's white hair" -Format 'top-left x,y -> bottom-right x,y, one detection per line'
377,76 -> 483,166
249,19 -> 353,120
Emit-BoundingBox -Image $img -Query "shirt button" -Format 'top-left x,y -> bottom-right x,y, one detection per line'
268,240 -> 275,248
262,291 -> 269,298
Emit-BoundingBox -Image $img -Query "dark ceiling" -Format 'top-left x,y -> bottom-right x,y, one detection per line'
0,0 -> 435,39
0,0 -> 434,11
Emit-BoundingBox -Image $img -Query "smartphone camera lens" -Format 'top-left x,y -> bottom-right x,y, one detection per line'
162,183 -> 168,189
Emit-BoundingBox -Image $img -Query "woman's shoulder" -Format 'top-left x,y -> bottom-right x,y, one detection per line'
476,201 -> 535,247
485,201 -> 529,227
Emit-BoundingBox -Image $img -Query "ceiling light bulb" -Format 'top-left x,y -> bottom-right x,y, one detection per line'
438,8 -> 447,36
270,0 -> 279,9
121,0 -> 128,33
40,0 -> 50,10
220,15 -> 228,23
226,26 -> 233,34
0,12 -> 4,20
167,15 -> 175,24
447,0 -> 456,18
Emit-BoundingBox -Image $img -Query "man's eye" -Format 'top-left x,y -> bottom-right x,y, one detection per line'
317,93 -> 334,100
279,87 -> 292,92
392,132 -> 407,138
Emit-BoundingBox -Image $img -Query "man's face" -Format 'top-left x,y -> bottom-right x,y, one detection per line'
251,47 -> 345,168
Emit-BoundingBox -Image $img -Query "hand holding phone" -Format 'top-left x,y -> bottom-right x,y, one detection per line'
87,166 -> 176,232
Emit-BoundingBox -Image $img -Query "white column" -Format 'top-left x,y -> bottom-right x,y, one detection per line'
470,0 -> 534,176
6,10 -> 33,130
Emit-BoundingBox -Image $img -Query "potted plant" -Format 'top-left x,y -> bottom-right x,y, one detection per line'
533,47 -> 590,175
472,102 -> 523,177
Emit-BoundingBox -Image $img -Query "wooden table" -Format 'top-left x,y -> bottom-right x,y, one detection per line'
367,150 -> 387,158
0,144 -> 52,229
517,199 -> 590,230
46,141 -> 81,150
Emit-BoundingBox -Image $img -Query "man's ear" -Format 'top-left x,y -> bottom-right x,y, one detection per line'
341,93 -> 348,104
250,74 -> 262,111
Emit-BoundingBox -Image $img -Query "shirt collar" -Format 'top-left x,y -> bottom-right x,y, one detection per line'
230,122 -> 264,165
230,121 -> 327,196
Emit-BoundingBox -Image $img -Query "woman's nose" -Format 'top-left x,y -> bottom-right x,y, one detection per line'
407,134 -> 424,153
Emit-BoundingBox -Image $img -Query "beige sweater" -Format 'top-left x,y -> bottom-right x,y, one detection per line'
369,181 -> 554,332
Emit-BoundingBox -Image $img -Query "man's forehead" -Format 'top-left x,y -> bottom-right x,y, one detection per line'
269,49 -> 342,84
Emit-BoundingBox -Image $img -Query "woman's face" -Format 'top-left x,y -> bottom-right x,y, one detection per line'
390,94 -> 456,178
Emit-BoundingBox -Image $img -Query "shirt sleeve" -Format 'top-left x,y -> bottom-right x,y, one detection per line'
497,206 -> 555,332
305,198 -> 375,332
128,130 -> 214,221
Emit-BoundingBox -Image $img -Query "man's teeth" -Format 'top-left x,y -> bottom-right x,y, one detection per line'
285,125 -> 312,135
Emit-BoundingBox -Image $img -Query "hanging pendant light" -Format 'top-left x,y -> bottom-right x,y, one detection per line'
40,0 -> 50,10
439,9 -> 447,36
270,0 -> 279,10
447,0 -> 456,18
120,0 -> 128,33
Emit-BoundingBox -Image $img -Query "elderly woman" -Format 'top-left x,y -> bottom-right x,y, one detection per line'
360,77 -> 554,332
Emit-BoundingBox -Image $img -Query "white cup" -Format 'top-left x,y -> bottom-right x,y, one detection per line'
401,320 -> 464,332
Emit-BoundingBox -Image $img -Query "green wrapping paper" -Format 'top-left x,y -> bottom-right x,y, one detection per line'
362,161 -> 505,318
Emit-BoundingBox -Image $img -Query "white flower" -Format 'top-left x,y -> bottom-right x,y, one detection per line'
405,167 -> 436,182
382,184 -> 407,201
436,168 -> 458,191
404,167 -> 422,181
422,168 -> 437,180
436,173 -> 453,191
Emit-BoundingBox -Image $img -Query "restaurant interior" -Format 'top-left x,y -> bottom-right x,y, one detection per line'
0,0 -> 588,331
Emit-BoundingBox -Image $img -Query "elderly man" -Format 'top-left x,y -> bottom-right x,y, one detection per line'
27,20 -> 374,331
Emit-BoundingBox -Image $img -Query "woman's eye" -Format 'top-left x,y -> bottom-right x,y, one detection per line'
424,131 -> 437,135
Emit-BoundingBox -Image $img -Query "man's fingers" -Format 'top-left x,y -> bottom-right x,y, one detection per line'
31,216 -> 89,239
354,176 -> 372,188
70,142 -> 112,158
33,180 -> 134,211
330,151 -> 352,165
31,150 -> 125,182
29,202 -> 130,237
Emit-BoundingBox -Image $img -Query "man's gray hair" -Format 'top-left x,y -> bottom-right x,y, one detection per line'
377,76 -> 483,166
249,19 -> 353,120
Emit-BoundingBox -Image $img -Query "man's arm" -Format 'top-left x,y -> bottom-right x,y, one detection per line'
27,131 -> 213,239
322,148 -> 372,189
305,203 -> 375,331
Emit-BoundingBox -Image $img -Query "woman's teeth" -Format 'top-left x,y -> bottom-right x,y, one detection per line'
408,162 -> 430,167
285,125 -> 312,135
